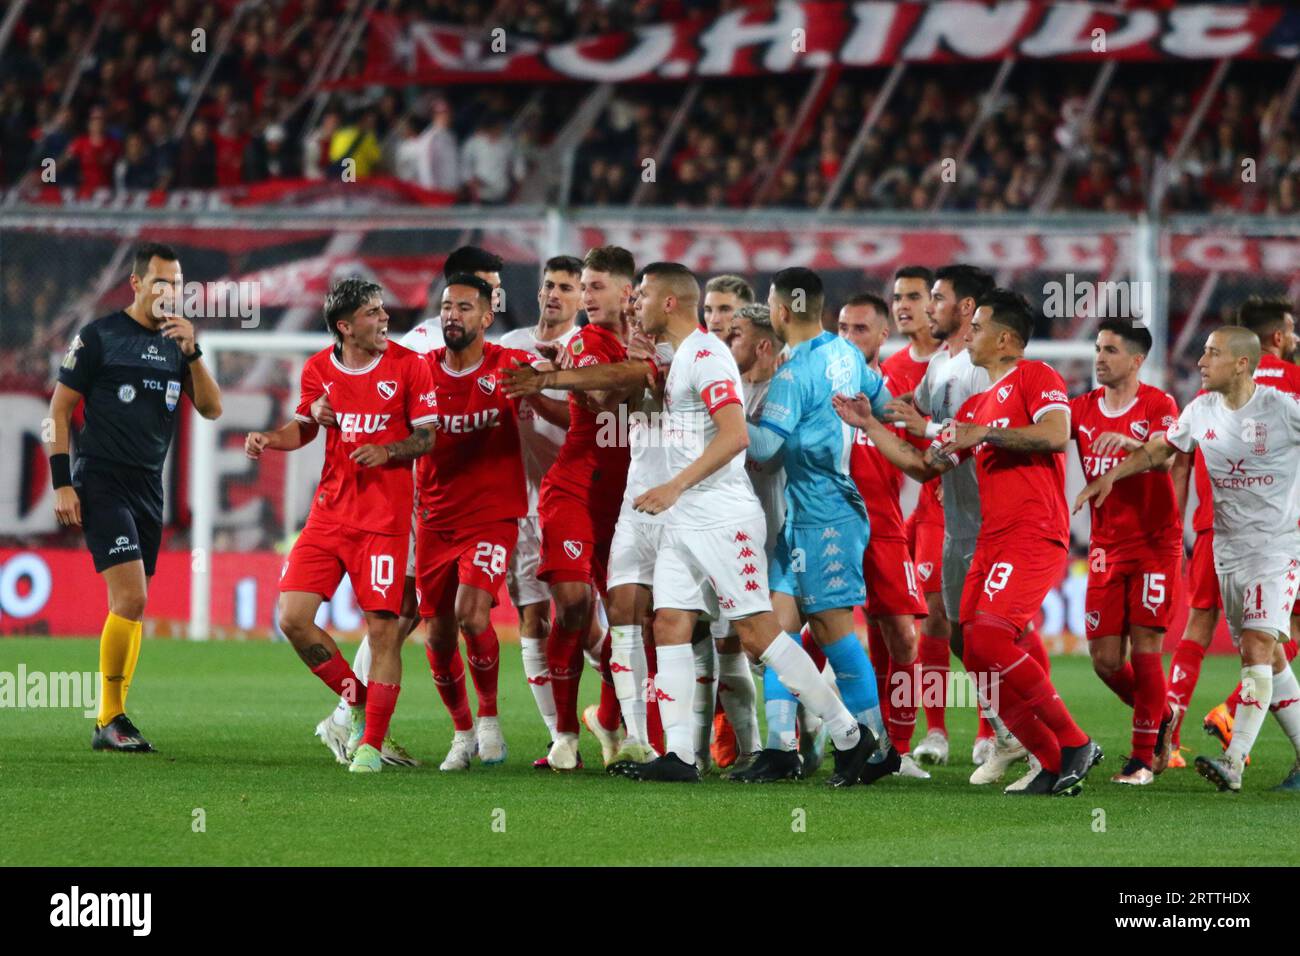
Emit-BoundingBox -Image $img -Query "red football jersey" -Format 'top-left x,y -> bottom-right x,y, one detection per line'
1191,353 -> 1300,532
294,343 -> 437,536
416,342 -> 535,530
1071,383 -> 1181,559
850,371 -> 925,542
947,360 -> 1071,545
539,323 -> 631,526
882,342 -> 944,526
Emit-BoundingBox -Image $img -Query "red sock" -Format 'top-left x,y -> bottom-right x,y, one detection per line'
963,629 -> 1062,773
1223,683 -> 1243,714
976,713 -> 994,740
547,619 -> 585,735
1100,661 -> 1136,707
1130,651 -> 1167,767
800,626 -> 827,671
645,639 -> 664,753
968,618 -> 1088,749
1016,621 -> 1050,675
918,633 -> 949,734
1166,639 -> 1207,746
426,642 -> 473,732
310,650 -> 367,707
866,622 -> 890,730
887,656 -> 920,754
1287,642 -> 1299,664
596,631 -> 621,730
463,624 -> 500,718
362,680 -> 400,750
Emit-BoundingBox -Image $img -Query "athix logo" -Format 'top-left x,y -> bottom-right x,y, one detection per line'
376,380 -> 397,400
50,886 -> 151,936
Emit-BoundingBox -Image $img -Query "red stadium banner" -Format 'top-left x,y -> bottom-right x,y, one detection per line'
351,2 -> 1292,87
9,177 -> 456,209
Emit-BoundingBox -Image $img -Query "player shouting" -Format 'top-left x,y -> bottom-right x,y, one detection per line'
246,278 -> 437,773
1077,325 -> 1300,793
1070,321 -> 1180,784
839,289 -> 1101,796
624,262 -> 878,786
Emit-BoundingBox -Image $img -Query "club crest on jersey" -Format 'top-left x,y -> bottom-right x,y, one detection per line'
996,383 -> 1013,403
477,373 -> 497,395
376,380 -> 398,401
1085,611 -> 1100,632
571,338 -> 585,356
563,540 -> 583,560
917,562 -> 933,581
165,379 -> 181,411
1129,419 -> 1148,441
1241,418 -> 1267,454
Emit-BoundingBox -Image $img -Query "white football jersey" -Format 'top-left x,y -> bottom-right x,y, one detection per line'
742,375 -> 787,550
914,342 -> 989,540
661,329 -> 763,530
618,342 -> 677,525
401,318 -> 444,354
498,323 -> 579,516
1166,384 -> 1300,569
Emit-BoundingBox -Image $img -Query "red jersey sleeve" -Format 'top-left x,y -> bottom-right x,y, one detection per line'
404,352 -> 438,428
1150,389 -> 1179,438
942,395 -> 982,466
294,355 -> 324,424
1068,393 -> 1084,439
1023,362 -> 1071,423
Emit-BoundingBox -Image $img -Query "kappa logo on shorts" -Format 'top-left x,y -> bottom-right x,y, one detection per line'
1129,419 -> 1149,441
477,373 -> 497,395
563,540 -> 583,560
917,562 -> 933,581
376,380 -> 398,401
997,383 -> 1013,403
1085,610 -> 1100,632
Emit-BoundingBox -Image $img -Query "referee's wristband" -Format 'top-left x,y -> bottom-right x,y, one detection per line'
924,421 -> 943,439
184,344 -> 203,364
50,454 -> 72,490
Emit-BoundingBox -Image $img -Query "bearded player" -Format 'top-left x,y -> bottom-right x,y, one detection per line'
1070,320 -> 1180,785
839,293 -> 930,779
535,246 -> 636,771
841,289 -> 1102,796
1164,297 -> 1300,767
245,278 -> 437,773
625,262 -> 879,786
1077,325 -> 1300,793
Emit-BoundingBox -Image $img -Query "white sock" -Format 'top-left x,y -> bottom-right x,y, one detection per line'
655,643 -> 696,766
583,631 -> 607,673
520,637 -> 558,738
717,650 -> 760,754
1269,663 -> 1300,755
692,639 -> 717,760
610,625 -> 648,744
760,634 -> 859,751
1226,664 -> 1272,766
332,634 -> 373,724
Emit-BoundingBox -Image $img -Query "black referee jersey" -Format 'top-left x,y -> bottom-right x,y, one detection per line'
57,311 -> 190,575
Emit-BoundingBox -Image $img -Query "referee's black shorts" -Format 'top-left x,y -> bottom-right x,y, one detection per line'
73,458 -> 165,577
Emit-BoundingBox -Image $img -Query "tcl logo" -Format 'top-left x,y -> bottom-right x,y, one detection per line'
336,412 -> 391,434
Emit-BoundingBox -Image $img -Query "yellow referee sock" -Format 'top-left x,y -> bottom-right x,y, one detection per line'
121,619 -> 144,706
98,612 -> 139,726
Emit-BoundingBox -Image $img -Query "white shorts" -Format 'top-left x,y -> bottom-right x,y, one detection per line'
653,519 -> 771,621
606,515 -> 663,590
709,616 -> 734,641
941,533 -> 978,622
1219,555 -> 1300,645
506,515 -> 549,608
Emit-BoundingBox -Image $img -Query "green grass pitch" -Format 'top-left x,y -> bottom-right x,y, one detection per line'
1,637 -> 1296,866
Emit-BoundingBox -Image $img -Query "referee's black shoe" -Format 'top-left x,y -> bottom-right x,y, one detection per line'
727,748 -> 803,782
92,714 -> 156,753
827,723 -> 876,788
1053,738 -> 1102,794
858,744 -> 902,786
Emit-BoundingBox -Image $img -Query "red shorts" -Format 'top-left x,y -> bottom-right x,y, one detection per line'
905,512 -> 944,596
1186,529 -> 1221,611
960,536 -> 1067,632
416,519 -> 519,618
280,520 -> 406,615
1084,552 -> 1182,639
864,537 -> 928,617
537,497 -> 616,588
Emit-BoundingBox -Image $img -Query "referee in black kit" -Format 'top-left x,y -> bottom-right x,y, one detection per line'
45,242 -> 223,752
